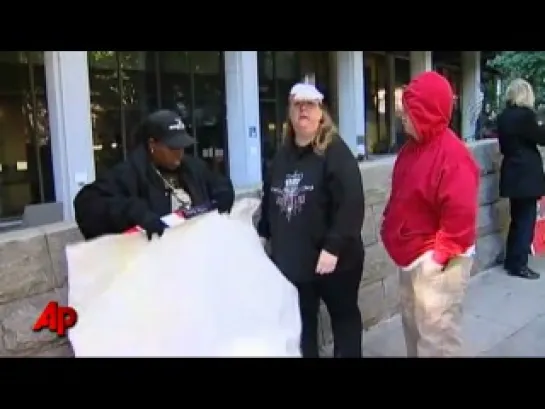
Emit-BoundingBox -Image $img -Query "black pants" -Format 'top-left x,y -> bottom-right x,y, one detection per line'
295,265 -> 363,358
505,197 -> 538,271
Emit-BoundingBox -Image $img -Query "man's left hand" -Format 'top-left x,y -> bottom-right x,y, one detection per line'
316,250 -> 338,275
421,254 -> 444,275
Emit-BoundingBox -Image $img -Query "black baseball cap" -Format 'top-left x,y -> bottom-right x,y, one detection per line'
143,109 -> 195,149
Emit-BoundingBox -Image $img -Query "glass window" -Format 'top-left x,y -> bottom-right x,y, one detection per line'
158,52 -> 191,114
88,51 -> 118,70
88,51 -> 124,176
433,53 -> 462,136
275,51 -> 297,81
191,52 -> 227,173
120,51 -> 159,151
259,100 -> 278,177
30,54 -> 54,204
298,51 -> 331,104
160,51 -> 190,74
158,51 -> 226,172
365,53 -> 391,154
480,70 -> 500,140
482,71 -> 498,113
437,66 -> 462,135
375,54 -> 389,153
88,51 -> 228,176
257,51 -> 333,177
275,51 -> 298,111
0,51 -> 53,220
258,51 -> 275,100
257,51 -> 300,178
393,57 -> 411,151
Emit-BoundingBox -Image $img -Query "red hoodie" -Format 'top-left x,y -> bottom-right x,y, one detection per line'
381,71 -> 479,268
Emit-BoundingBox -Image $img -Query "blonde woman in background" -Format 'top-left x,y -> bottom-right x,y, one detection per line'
497,79 -> 545,279
257,83 -> 365,357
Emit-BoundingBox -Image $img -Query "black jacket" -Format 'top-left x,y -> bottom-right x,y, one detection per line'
497,104 -> 545,198
257,136 -> 365,284
74,145 -> 234,240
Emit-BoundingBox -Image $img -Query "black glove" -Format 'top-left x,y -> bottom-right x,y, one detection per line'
140,217 -> 168,241
213,196 -> 232,214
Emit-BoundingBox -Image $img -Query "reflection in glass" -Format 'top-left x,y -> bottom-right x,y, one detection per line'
120,51 -> 159,151
192,52 -> 226,173
159,51 -> 191,120
0,51 -> 53,219
87,51 -> 227,175
257,51 -> 331,178
88,51 -> 124,176
393,57 -> 411,151
365,53 -> 391,154
257,51 -> 299,179
258,51 -> 275,100
158,51 -> 226,173
437,66 -> 462,135
259,101 -> 278,177
298,51 -> 331,104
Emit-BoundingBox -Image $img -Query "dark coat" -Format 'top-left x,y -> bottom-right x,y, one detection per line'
257,136 -> 365,283
497,104 -> 545,198
74,145 -> 234,240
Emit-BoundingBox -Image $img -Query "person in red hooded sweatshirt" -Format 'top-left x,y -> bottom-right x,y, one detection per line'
381,71 -> 480,357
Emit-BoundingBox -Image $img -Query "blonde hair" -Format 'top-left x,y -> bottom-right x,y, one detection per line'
505,78 -> 535,109
283,106 -> 338,154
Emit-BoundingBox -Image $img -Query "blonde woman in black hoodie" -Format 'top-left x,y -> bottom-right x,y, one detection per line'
257,83 -> 365,358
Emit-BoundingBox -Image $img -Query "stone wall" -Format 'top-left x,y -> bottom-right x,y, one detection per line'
0,140 -> 505,357
0,223 -> 81,357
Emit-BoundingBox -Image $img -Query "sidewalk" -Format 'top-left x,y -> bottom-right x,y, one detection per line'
362,257 -> 545,357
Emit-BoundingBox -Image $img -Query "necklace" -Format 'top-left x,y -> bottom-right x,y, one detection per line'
153,167 -> 191,210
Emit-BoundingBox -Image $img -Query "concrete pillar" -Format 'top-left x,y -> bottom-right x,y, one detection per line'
336,51 -> 365,156
45,51 -> 96,221
224,51 -> 262,189
461,51 -> 482,141
410,51 -> 432,77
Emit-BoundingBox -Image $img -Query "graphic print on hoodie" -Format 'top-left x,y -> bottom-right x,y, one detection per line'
258,138 -> 365,284
271,171 -> 314,222
381,71 -> 480,268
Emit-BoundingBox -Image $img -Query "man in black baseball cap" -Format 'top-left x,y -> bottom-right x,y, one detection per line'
140,110 -> 196,170
145,110 -> 195,148
74,109 -> 235,241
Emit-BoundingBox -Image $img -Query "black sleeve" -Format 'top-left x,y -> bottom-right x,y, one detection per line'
73,165 -> 158,239
322,137 -> 365,256
256,172 -> 271,240
521,109 -> 545,146
200,161 -> 235,213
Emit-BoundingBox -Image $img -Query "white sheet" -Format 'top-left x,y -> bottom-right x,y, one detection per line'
66,199 -> 301,357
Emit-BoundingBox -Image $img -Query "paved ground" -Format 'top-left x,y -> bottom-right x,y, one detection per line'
362,256 -> 545,357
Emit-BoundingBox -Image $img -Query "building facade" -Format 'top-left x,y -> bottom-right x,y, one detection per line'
0,51 -> 493,225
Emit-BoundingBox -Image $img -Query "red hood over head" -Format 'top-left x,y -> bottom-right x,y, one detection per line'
402,71 -> 454,143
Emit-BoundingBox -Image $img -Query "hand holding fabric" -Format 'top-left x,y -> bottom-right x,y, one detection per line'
140,217 -> 168,241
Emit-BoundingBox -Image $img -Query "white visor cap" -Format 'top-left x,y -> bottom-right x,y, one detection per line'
289,83 -> 324,103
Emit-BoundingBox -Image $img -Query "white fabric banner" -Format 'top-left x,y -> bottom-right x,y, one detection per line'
66,199 -> 301,357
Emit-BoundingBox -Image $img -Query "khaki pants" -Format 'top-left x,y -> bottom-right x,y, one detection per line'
399,256 -> 472,357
